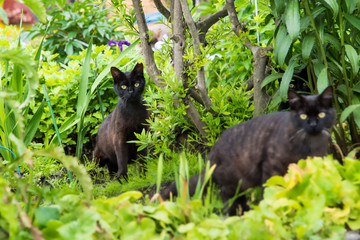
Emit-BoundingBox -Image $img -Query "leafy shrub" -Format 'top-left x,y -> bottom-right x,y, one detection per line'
31,43 -> 141,155
24,1 -> 125,62
2,152 -> 360,239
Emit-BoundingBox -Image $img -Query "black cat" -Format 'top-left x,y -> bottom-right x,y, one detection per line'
163,86 -> 335,215
94,63 -> 149,181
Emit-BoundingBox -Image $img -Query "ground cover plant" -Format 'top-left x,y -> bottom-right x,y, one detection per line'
0,0 -> 360,239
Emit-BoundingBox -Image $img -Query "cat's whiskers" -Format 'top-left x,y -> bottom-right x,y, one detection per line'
289,128 -> 306,143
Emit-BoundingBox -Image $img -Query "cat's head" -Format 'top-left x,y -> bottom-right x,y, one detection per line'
289,86 -> 335,135
110,63 -> 145,102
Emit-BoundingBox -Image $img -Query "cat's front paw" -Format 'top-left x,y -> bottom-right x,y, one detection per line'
117,170 -> 129,183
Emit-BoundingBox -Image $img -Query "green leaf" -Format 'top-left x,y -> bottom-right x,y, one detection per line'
340,104 -> 360,123
35,206 -> 60,228
302,34 -> 315,59
0,6 -> 9,25
324,33 -> 341,51
345,44 -> 359,75
285,0 -> 300,41
317,67 -> 328,93
65,42 -> 74,56
24,100 -> 44,146
58,210 -> 99,239
156,155 -> 164,194
275,0 -> 286,15
320,0 -> 339,17
274,26 -> 292,66
280,58 -> 298,101
76,38 -> 93,117
344,13 -> 360,31
90,38 -> 140,94
345,0 -> 357,14
261,73 -> 283,89
23,0 -> 47,23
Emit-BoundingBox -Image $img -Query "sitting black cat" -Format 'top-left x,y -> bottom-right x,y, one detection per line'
163,86 -> 335,215
94,63 -> 149,181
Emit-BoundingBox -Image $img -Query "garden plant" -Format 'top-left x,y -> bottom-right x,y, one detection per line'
0,0 -> 359,239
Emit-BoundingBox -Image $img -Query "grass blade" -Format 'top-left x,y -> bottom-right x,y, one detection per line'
24,100 -> 44,146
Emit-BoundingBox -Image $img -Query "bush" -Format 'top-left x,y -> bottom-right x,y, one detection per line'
24,1 -> 125,62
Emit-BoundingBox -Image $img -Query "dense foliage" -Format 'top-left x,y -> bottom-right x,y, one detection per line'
0,0 -> 360,239
264,0 -> 360,154
23,1 -> 125,62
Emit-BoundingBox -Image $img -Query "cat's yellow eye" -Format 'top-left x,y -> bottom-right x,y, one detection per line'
134,83 -> 139,87
121,85 -> 127,89
303,83 -> 307,87
300,114 -> 307,120
318,112 -> 326,119
289,83 -> 295,88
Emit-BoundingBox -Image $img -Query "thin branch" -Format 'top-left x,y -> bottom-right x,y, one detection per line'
132,0 -> 165,88
226,0 -> 272,115
197,7 -> 228,43
225,0 -> 253,50
179,0 -> 215,114
154,0 -> 171,19
172,0 -> 208,137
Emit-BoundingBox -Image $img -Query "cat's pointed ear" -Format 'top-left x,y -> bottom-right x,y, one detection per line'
133,63 -> 144,75
111,67 -> 125,83
318,86 -> 334,107
288,89 -> 302,110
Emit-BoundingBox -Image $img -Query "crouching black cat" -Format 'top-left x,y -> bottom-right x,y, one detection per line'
163,86 -> 335,215
94,63 -> 149,181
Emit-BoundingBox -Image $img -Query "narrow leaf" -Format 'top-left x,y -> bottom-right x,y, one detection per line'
90,39 -> 140,94
280,59 -> 297,101
302,34 -> 315,59
76,38 -> 93,117
340,104 -> 360,123
317,67 -> 328,93
344,13 -> 360,31
320,0 -> 339,17
285,0 -> 300,41
24,100 -> 44,146
274,26 -> 292,66
345,44 -> 359,75
345,0 -> 357,14
261,73 -> 284,89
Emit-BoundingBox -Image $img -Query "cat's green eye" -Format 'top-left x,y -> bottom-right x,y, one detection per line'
318,112 -> 326,119
303,83 -> 307,87
300,114 -> 307,120
121,85 -> 127,89
289,84 -> 295,88
134,83 -> 139,87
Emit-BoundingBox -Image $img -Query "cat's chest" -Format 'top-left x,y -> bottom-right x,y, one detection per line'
112,102 -> 148,128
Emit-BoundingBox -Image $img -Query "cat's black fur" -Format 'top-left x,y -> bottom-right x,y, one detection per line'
94,63 -> 148,181
163,86 -> 335,215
